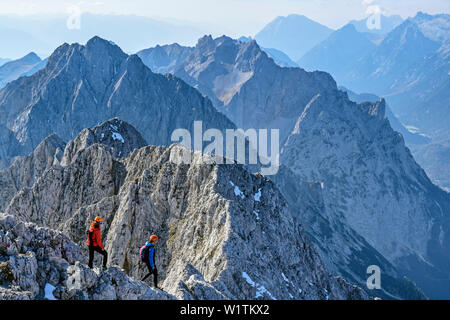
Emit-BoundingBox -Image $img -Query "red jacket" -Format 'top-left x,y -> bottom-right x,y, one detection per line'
86,222 -> 103,250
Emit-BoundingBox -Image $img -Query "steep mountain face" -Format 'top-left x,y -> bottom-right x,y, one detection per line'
299,12 -> 450,140
342,87 -> 450,191
0,134 -> 65,212
280,95 -> 450,299
0,52 -> 44,89
410,141 -> 450,191
134,35 -> 450,298
0,212 -> 174,300
254,14 -> 334,61
2,120 -> 368,300
271,165 -> 426,300
0,36 -> 235,169
342,87 -> 431,146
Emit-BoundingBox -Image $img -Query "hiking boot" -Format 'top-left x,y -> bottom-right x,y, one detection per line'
102,266 -> 108,271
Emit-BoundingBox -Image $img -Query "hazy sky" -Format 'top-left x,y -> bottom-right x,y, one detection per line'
1,0 -> 449,34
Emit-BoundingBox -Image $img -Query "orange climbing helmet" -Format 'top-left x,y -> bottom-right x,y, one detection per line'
149,235 -> 159,243
94,216 -> 103,223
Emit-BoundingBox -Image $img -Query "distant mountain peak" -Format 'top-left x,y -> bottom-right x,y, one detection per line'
0,51 -> 45,90
274,13 -> 315,23
255,14 -> 333,61
21,52 -> 41,63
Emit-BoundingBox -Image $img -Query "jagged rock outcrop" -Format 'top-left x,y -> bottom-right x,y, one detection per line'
61,117 -> 148,165
137,44 -> 194,75
0,134 -> 65,212
4,120 -> 368,300
0,36 -> 235,169
341,86 -> 431,146
0,212 -> 172,300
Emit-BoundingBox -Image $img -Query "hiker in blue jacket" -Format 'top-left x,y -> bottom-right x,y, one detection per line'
141,235 -> 158,288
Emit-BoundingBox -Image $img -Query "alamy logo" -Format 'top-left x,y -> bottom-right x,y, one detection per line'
170,121 -> 280,175
363,0 -> 382,30
66,2 -> 103,30
366,265 -> 381,290
66,5 -> 82,30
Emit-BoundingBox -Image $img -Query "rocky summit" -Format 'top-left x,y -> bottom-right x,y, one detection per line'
1,119 -> 367,300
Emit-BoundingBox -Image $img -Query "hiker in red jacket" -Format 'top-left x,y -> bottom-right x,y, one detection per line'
86,216 -> 108,271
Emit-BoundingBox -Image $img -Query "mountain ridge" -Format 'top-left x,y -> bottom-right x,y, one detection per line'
1,119 -> 369,300
254,14 -> 334,61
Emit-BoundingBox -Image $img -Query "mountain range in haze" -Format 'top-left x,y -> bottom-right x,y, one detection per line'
299,12 -> 449,139
0,13 -> 209,59
0,52 -> 47,89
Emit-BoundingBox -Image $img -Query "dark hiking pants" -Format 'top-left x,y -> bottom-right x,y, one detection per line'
142,262 -> 158,287
88,246 -> 108,268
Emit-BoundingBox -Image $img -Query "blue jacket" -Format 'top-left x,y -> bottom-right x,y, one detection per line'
145,241 -> 156,268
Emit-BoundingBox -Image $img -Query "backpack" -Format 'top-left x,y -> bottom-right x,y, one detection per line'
86,229 -> 93,247
139,245 -> 150,263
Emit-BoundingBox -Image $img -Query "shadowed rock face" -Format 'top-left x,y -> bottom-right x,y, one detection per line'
0,36 -> 235,169
3,120 -> 368,300
279,94 -> 450,299
0,125 -> 22,170
0,212 -> 174,300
